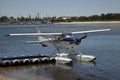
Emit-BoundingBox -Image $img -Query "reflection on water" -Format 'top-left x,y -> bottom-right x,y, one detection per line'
55,62 -> 73,69
78,61 -> 96,67
0,61 -> 96,80
0,63 -> 80,80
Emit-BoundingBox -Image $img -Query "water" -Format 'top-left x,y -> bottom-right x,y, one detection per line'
0,23 -> 120,80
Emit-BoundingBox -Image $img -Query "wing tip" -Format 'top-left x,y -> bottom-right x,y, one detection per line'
6,34 -> 11,36
105,29 -> 112,31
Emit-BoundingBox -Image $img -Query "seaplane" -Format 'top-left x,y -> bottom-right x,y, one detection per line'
8,28 -> 111,64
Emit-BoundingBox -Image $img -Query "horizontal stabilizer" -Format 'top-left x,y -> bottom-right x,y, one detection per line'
25,41 -> 42,44
25,39 -> 51,44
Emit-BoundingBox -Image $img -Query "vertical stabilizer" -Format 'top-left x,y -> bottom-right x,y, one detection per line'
36,27 -> 46,41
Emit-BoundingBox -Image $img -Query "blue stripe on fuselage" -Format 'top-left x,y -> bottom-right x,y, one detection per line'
62,37 -> 79,42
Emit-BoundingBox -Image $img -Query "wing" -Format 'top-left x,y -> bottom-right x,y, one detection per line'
8,33 -> 62,36
8,29 -> 111,36
71,29 -> 111,34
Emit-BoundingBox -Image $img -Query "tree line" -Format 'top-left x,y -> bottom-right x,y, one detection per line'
0,13 -> 120,24
69,13 -> 120,22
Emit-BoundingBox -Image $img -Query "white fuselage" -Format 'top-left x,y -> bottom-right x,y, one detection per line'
40,40 -> 77,49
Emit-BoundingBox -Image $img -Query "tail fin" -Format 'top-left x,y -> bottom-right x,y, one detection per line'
36,27 -> 46,41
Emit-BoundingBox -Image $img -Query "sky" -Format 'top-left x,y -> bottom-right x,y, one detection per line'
0,0 -> 120,18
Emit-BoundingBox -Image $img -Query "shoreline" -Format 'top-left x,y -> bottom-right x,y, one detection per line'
54,21 -> 120,24
0,21 -> 120,25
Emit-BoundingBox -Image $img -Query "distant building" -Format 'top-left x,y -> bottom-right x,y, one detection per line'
61,16 -> 71,20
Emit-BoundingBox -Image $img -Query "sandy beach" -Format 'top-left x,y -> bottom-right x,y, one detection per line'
0,75 -> 19,80
54,21 -> 120,24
